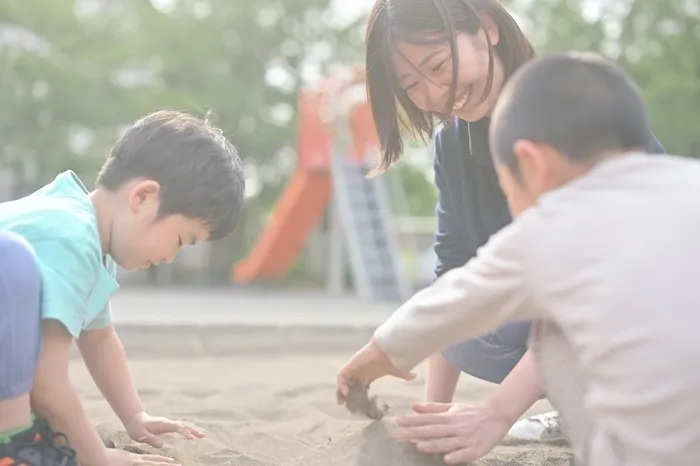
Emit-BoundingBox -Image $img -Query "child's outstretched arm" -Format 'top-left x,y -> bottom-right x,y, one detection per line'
338,218 -> 539,394
373,219 -> 537,373
77,325 -> 145,429
31,320 -> 110,465
78,325 -> 205,447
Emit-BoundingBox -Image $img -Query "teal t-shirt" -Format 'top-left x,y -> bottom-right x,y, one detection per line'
0,170 -> 119,338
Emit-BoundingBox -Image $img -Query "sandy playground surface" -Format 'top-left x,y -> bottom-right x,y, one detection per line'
72,321 -> 573,466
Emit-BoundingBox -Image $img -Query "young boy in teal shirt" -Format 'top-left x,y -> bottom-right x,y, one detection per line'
0,110 -> 245,466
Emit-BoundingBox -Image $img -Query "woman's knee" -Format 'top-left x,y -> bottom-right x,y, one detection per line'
490,321 -> 532,348
442,323 -> 531,384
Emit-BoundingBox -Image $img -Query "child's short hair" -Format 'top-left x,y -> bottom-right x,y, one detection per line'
96,110 -> 245,241
490,51 -> 652,175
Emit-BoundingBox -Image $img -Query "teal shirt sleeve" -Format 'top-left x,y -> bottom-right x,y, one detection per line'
83,302 -> 112,331
32,228 -> 98,339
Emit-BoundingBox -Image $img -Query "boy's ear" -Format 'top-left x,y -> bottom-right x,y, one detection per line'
128,180 -> 161,214
513,139 -> 547,181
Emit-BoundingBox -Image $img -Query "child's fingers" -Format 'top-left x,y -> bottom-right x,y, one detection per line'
391,367 -> 417,382
134,431 -> 163,448
337,363 -> 363,399
412,402 -> 452,414
180,422 -> 206,438
336,373 -> 350,404
133,453 -> 179,465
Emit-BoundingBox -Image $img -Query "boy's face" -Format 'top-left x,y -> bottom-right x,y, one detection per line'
110,180 -> 211,271
495,140 -> 586,217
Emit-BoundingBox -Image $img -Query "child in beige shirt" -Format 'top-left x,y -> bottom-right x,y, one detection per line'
337,51 -> 700,466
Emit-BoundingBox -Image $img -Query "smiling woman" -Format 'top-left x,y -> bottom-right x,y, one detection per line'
365,0 -> 535,173
361,0 -> 666,463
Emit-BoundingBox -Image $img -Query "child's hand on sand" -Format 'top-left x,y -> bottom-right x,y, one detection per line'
125,412 -> 206,448
105,448 -> 180,466
336,338 -> 416,401
396,402 -> 512,464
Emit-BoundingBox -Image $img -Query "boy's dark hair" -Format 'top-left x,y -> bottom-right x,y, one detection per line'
365,0 -> 536,175
96,110 -> 245,241
489,51 -> 651,176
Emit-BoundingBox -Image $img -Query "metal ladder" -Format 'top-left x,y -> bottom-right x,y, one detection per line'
331,155 -> 412,303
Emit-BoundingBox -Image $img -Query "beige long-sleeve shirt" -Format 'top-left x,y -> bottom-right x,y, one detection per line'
374,153 -> 700,466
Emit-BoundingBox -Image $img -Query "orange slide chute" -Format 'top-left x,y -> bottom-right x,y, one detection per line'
232,170 -> 331,282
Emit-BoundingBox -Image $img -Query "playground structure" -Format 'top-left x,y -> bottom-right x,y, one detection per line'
231,69 -> 413,303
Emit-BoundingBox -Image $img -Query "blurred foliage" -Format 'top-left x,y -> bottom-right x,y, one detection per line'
0,0 -> 361,189
1,0 -> 699,282
508,0 -> 700,156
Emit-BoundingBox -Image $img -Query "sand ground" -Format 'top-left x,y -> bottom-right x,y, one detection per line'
73,289 -> 573,466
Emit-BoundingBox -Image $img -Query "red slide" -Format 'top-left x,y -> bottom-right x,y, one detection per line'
232,70 -> 373,284
232,169 -> 331,282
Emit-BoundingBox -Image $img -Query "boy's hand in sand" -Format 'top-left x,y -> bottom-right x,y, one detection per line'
125,412 -> 206,448
336,338 -> 416,401
396,402 -> 511,464
105,448 -> 180,466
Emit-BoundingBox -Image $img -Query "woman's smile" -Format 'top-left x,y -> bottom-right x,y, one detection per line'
452,85 -> 472,113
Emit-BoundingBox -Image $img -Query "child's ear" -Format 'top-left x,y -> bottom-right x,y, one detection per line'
513,139 -> 544,177
128,180 -> 161,214
513,139 -> 561,192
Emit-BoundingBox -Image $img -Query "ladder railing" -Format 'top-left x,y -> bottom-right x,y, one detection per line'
330,150 -> 412,303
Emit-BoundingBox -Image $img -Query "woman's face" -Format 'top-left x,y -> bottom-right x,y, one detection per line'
392,26 -> 504,122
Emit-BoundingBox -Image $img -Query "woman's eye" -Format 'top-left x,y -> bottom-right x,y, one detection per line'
433,60 -> 446,72
404,83 -> 418,92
